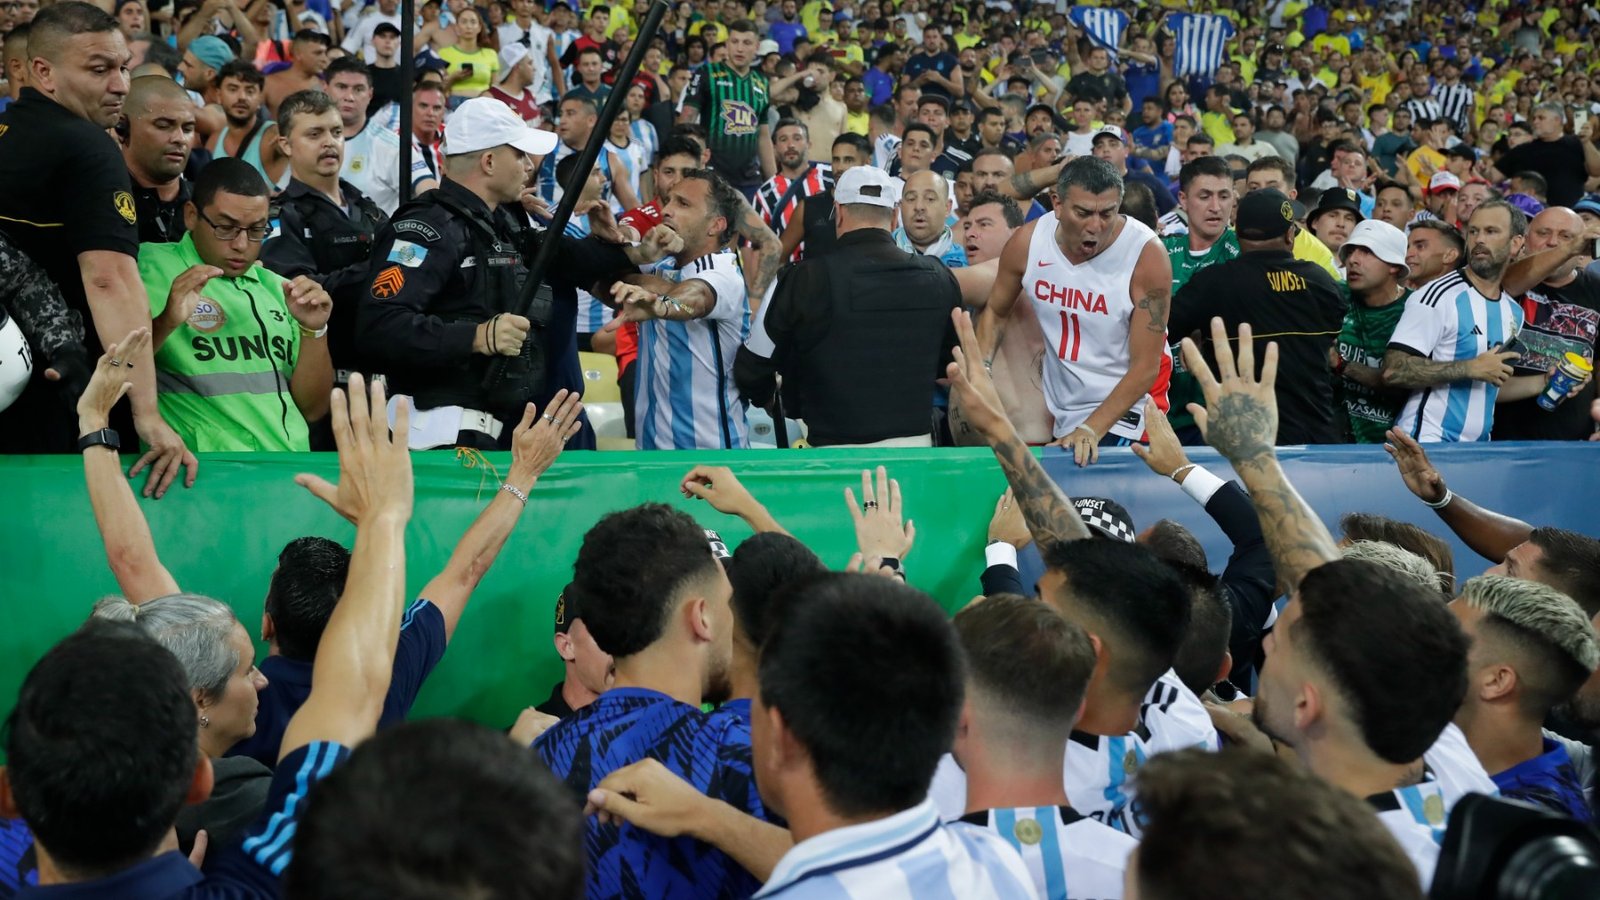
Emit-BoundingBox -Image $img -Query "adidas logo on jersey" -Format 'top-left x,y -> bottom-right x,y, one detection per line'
1470,325 -> 1484,335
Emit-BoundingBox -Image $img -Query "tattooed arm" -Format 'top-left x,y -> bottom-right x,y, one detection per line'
733,193 -> 784,306
1380,346 -> 1519,389
947,308 -> 1092,550
1077,239 -> 1172,442
1182,318 -> 1340,591
1001,160 -> 1066,202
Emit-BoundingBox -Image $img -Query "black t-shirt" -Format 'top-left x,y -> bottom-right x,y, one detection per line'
1066,70 -> 1128,105
133,177 -> 192,244
1170,249 -> 1349,444
1492,270 -> 1600,441
368,65 -> 407,117
0,88 -> 140,335
1497,136 -> 1589,207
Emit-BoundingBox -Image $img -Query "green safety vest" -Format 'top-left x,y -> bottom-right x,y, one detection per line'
139,235 -> 309,452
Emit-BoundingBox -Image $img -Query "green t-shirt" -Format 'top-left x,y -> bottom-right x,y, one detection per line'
1164,231 -> 1241,430
685,61 -> 770,186
140,235 -> 309,452
1335,287 -> 1411,443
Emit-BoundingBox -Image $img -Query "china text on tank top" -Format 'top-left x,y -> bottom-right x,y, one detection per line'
1024,211 -> 1171,441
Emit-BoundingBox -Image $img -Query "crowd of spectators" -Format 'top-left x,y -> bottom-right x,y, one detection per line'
4,0 -> 1600,897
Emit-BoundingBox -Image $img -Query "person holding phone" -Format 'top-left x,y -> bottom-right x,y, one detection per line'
440,7 -> 500,102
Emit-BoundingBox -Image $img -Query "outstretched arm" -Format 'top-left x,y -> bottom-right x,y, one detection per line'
278,374 -> 414,760
974,220 -> 1035,360
948,308 -> 1092,551
680,465 -> 789,535
1383,427 -> 1533,562
1181,318 -> 1340,592
77,328 -> 180,603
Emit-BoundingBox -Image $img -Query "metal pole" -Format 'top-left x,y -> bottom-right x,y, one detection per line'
398,0 -> 416,203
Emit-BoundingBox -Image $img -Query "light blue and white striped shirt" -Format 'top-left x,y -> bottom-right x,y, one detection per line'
1370,775 -> 1450,891
755,799 -> 1035,899
539,141 -> 621,334
1389,268 -> 1524,442
958,806 -> 1135,900
635,249 -> 751,449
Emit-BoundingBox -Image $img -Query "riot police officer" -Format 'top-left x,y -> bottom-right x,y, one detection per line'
356,97 -> 635,450
261,91 -> 389,391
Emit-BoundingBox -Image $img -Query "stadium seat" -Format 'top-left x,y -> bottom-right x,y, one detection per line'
579,352 -> 621,403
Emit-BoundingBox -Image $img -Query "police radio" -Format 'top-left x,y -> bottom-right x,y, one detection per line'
480,0 -> 671,399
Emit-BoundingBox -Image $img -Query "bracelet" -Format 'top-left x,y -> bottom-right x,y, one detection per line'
658,294 -> 689,317
1168,463 -> 1197,483
1423,489 -> 1454,510
500,482 -> 528,506
299,324 -> 328,339
487,314 -> 502,355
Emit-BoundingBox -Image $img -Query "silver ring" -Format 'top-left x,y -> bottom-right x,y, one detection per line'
542,414 -> 555,423
110,359 -> 123,367
864,500 -> 878,510
552,417 -> 563,426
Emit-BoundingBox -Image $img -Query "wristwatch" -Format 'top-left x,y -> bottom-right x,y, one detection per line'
78,428 -> 121,453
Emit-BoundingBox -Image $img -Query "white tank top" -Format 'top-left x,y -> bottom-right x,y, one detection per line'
1025,211 -> 1171,441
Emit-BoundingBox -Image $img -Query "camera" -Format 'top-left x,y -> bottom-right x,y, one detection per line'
1430,794 -> 1600,900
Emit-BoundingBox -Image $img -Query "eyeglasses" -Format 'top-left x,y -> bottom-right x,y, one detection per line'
197,208 -> 268,243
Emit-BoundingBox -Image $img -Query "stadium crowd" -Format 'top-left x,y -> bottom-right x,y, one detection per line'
3,0 -> 1600,897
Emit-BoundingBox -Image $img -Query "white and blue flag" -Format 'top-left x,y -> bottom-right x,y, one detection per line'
1068,7 -> 1129,60
1170,13 -> 1236,77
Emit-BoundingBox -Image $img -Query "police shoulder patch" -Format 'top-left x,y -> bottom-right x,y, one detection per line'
371,266 -> 406,299
114,191 -> 137,225
392,219 -> 442,242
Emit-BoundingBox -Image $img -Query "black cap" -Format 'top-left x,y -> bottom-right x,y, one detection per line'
1237,188 -> 1297,239
374,21 -> 401,36
1308,187 -> 1365,227
554,584 -> 581,634
1073,497 -> 1136,543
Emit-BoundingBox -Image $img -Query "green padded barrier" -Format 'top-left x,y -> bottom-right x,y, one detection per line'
0,449 -> 1009,732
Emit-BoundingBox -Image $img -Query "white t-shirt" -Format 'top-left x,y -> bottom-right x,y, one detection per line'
341,117 -> 403,214
1388,268 -> 1525,442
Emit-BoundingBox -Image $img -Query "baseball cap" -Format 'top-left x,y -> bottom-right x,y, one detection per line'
188,35 -> 236,72
373,21 -> 401,37
1236,188 -> 1297,240
1091,125 -> 1128,145
1073,497 -> 1136,543
757,38 -> 780,56
1426,171 -> 1462,195
553,584 -> 581,634
1309,187 -> 1365,224
1339,219 -> 1409,278
835,166 -> 899,208
705,529 -> 731,561
444,97 -> 559,156
499,42 -> 530,82
415,47 -> 450,73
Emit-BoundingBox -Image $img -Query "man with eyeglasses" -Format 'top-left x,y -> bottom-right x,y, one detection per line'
138,157 -> 334,452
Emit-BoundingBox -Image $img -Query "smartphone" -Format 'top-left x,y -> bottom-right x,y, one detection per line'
462,62 -> 475,74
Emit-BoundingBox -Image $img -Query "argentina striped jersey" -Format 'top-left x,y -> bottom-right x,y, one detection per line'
958,806 -> 1135,900
1388,268 -> 1524,441
636,249 -> 751,449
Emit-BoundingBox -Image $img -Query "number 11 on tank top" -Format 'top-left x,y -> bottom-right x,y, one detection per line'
1057,311 -> 1081,362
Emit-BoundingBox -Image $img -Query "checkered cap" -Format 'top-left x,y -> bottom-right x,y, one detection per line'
1073,497 -> 1136,543
705,529 -> 731,560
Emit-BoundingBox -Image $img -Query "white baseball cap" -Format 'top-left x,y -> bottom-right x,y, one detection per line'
835,166 -> 899,208
1427,171 -> 1462,195
498,43 -> 530,83
1339,219 -> 1409,277
443,96 -> 558,156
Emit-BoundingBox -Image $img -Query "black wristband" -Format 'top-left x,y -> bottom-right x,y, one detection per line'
78,428 -> 121,453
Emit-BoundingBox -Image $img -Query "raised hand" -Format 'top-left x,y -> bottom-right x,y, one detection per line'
510,390 -> 584,478
159,264 -> 222,333
681,464 -> 757,516
844,466 -> 915,564
284,275 -> 333,332
294,373 -> 413,525
986,489 -> 1030,550
612,282 -> 663,322
1180,317 -> 1279,466
1383,427 -> 1447,504
1130,398 -> 1190,478
583,758 -> 711,837
77,327 -> 148,427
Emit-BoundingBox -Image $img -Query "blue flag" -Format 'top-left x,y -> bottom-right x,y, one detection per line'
1069,7 -> 1129,60
1169,13 -> 1236,77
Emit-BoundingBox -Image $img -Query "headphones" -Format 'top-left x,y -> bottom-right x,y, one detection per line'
114,115 -> 130,140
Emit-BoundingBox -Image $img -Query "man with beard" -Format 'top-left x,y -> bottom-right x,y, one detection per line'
119,74 -> 196,243
209,59 -> 290,192
1178,320 -> 1470,890
534,503 -> 766,899
753,117 -> 831,260
1384,201 -> 1542,442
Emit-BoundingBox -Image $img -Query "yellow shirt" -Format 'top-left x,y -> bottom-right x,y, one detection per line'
438,44 -> 498,96
953,31 -> 984,51
1360,72 -> 1393,105
812,28 -> 839,46
1294,227 -> 1342,282
1201,110 -> 1236,147
1231,54 -> 1257,84
1407,145 -> 1447,183
1311,33 -> 1351,57
845,109 -> 869,136
689,19 -> 728,44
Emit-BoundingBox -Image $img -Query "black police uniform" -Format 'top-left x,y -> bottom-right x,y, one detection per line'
798,190 -> 838,259
0,88 -> 141,452
734,227 -> 960,446
261,177 -> 389,377
356,178 -> 633,449
132,176 -> 192,244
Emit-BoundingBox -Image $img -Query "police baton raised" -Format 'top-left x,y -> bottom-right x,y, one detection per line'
481,0 -> 672,405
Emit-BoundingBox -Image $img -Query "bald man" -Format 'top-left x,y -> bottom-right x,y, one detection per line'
1493,206 -> 1600,440
119,75 -> 196,243
892,169 -> 967,266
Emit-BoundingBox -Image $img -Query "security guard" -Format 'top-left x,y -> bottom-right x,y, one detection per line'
118,75 -> 197,244
1168,188 -> 1347,445
735,166 -> 960,447
356,97 -> 634,450
260,90 -> 388,397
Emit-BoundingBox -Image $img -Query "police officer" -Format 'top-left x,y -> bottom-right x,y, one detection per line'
118,74 -> 196,244
260,89 -> 388,419
735,166 -> 961,447
356,97 -> 635,450
0,2 -> 195,497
